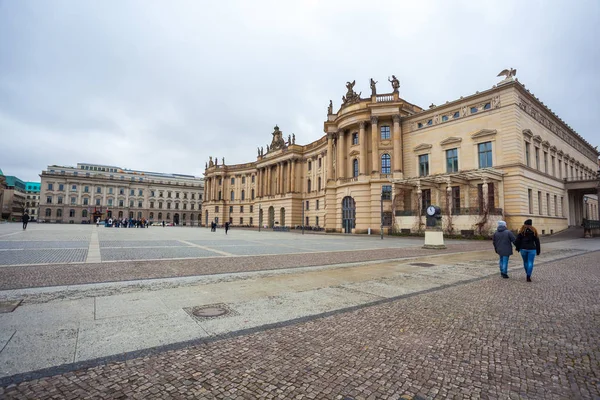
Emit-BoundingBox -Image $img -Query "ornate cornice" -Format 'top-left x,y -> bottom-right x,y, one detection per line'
413,143 -> 433,152
392,114 -> 401,124
471,129 -> 497,140
440,137 -> 462,147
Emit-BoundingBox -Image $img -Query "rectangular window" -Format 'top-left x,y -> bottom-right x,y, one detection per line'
150,202 -> 154,208
525,142 -> 530,167
190,193 -> 194,199
546,193 -> 550,216
96,187 -> 101,193
305,200 -> 309,210
352,132 -> 358,145
108,199 -> 113,206
229,206 -> 233,213
252,175 -> 255,183
551,156 -> 555,176
71,184 -> 77,191
528,189 -> 533,214
83,198 -> 89,205
176,192 -> 180,199
250,205 -> 253,213
130,200 -> 134,207
130,189 -> 134,196
380,125 -> 390,140
58,184 -> 64,191
544,152 -> 548,173
167,203 -> 172,209
231,178 -> 235,185
535,148 -> 540,169
215,206 -> 219,213
305,216 -> 309,226
316,216 -> 319,226
446,148 -> 458,173
421,189 -> 431,210
240,206 -> 244,213
558,160 -> 562,178
119,200 -> 124,207
478,142 -> 493,168
138,189 -> 143,196
174,203 -> 179,209
191,204 -> 194,210
382,185 -> 392,200
242,177 -> 246,184
57,196 -> 63,204
138,201 -> 143,208
318,158 -> 322,168
71,197 -> 76,204
561,196 -> 564,217
538,191 -> 542,214
250,217 -> 253,225
419,154 -> 429,176
308,161 -> 312,171
240,217 -> 243,225
554,195 -> 558,216
183,203 -> 187,210
452,186 -> 460,213
47,183 -> 53,190
84,186 -> 89,193
108,187 -> 113,194
46,196 -> 52,204
316,200 -> 319,210
96,198 -> 101,206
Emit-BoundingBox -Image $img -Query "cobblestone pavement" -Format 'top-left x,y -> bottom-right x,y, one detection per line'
0,243 -> 491,290
1,252 -> 598,399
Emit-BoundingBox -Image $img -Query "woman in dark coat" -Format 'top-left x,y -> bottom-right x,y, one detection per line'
492,220 -> 516,279
514,219 -> 541,282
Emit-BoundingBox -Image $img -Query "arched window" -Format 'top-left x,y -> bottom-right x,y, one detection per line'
45,208 -> 51,217
166,213 -> 170,220
69,209 -> 75,217
241,190 -> 245,200
57,209 -> 63,217
230,191 -> 235,201
149,212 -> 154,219
82,210 -> 88,218
353,159 -> 359,177
307,179 -> 312,193
158,212 -> 162,220
381,154 -> 391,174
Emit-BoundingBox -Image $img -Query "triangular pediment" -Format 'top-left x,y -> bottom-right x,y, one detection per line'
471,129 -> 497,139
440,136 -> 462,146
413,143 -> 432,152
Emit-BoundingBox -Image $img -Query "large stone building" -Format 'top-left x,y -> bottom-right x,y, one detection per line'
40,163 -> 204,225
203,72 -> 599,235
0,173 -> 27,222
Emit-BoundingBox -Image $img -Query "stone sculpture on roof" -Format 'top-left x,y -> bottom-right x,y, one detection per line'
342,80 -> 361,106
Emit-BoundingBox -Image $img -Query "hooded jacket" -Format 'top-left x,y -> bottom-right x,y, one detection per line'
515,227 -> 541,255
492,225 -> 516,256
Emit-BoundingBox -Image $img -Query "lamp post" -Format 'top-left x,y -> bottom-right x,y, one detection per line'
258,204 -> 262,232
380,189 -> 384,240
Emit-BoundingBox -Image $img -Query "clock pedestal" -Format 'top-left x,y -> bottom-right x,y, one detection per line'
423,228 -> 446,249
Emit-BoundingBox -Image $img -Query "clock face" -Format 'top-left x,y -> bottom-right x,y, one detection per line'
427,206 -> 436,216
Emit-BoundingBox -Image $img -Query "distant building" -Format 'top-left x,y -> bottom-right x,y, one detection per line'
25,182 -> 41,221
203,73 -> 599,235
1,173 -> 27,222
39,163 -> 204,224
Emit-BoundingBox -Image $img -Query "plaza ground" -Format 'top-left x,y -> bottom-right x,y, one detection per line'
0,223 -> 598,398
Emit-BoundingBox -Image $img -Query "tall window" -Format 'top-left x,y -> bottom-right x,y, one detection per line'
419,154 -> 429,176
554,195 -> 558,216
58,184 -> 64,191
380,125 -> 390,140
478,142 -> 493,168
382,185 -> 392,200
308,161 -> 312,171
316,200 -> 319,210
69,209 -> 75,217
543,152 -> 548,173
352,132 -> 358,145
47,183 -> 53,190
230,191 -> 234,201
45,208 -> 51,217
421,189 -> 431,210
97,187 -> 102,193
538,191 -> 542,214
231,178 -> 235,185
82,209 -> 88,218
251,189 -> 255,200
318,177 -> 322,191
83,198 -> 89,206
446,148 -> 458,173
241,190 -> 245,200
353,159 -> 359,177
451,186 -> 460,213
46,196 -> 52,204
242,176 -> 246,184
57,209 -> 62,218
546,193 -> 550,216
535,147 -> 540,170
528,189 -> 533,214
551,156 -> 555,176
525,142 -> 530,167
307,179 -> 312,192
381,154 -> 391,174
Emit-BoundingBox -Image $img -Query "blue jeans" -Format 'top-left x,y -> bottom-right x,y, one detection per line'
498,255 -> 510,275
520,249 -> 536,276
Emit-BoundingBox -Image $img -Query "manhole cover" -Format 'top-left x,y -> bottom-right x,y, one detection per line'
410,262 -> 435,267
193,306 -> 228,318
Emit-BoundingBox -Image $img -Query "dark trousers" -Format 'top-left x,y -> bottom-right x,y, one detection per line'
22,222 -> 28,230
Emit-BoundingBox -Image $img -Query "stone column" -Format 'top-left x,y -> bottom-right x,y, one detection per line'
370,116 -> 379,174
278,162 -> 283,194
359,122 -> 367,175
337,130 -> 345,179
482,177 -> 489,211
392,115 -> 402,172
291,159 -> 296,192
327,133 -> 334,181
287,160 -> 292,193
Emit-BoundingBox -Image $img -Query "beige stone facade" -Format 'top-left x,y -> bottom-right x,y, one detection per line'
203,74 -> 600,235
40,163 -> 204,225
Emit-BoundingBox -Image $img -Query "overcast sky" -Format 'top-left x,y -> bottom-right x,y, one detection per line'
1,0 -> 599,182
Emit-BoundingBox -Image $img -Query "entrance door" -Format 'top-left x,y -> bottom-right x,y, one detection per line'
268,206 -> 275,228
174,213 -> 180,225
280,208 -> 285,227
342,196 -> 356,233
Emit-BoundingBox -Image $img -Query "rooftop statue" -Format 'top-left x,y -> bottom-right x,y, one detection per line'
370,78 -> 378,96
327,100 -> 333,115
497,68 -> 517,80
388,75 -> 400,92
268,125 -> 287,152
342,80 -> 361,106
208,156 -> 214,167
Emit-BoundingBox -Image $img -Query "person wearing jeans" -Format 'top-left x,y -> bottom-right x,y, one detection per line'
514,219 -> 541,282
492,220 -> 516,279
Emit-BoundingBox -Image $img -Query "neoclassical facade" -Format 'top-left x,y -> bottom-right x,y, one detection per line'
203,73 -> 599,234
40,163 -> 204,224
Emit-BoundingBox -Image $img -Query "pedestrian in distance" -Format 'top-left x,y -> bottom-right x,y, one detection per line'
492,220 -> 516,279
22,212 -> 30,230
225,221 -> 230,235
514,219 -> 541,282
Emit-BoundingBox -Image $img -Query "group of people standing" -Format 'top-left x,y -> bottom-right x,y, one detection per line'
210,221 -> 230,234
493,219 -> 541,282
99,217 -> 150,228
